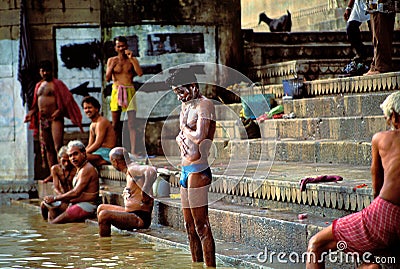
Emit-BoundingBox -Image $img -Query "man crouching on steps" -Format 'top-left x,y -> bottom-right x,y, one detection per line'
43,140 -> 99,224
97,147 -> 157,237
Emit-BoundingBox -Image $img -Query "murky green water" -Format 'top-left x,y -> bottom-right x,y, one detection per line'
0,204 -> 235,269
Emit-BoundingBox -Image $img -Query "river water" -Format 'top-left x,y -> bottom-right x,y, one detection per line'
0,204 -> 236,268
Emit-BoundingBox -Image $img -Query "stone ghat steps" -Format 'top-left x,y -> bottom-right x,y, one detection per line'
283,91 -> 390,118
241,29 -> 396,45
209,114 -> 385,141
259,115 -> 385,141
161,138 -> 372,165
98,159 -> 372,216
97,190 -> 356,269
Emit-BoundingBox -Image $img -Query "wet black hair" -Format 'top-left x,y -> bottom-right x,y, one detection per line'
81,95 -> 101,110
39,60 -> 53,71
114,35 -> 128,44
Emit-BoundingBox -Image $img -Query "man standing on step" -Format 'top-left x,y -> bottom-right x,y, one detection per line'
168,68 -> 216,267
97,147 -> 157,236
364,0 -> 396,75
306,91 -> 400,268
24,60 -> 83,178
106,36 -> 143,158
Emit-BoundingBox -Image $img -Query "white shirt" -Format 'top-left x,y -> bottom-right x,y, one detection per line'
349,0 -> 370,22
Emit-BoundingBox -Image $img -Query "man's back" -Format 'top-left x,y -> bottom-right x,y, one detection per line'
372,129 -> 400,205
90,115 -> 116,149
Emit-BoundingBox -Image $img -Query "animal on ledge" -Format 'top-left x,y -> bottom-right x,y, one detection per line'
258,10 -> 292,32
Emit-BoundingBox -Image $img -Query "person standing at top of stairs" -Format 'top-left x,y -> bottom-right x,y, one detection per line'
364,0 -> 396,75
344,0 -> 371,63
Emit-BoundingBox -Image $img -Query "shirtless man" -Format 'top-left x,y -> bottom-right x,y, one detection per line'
97,147 -> 157,237
168,68 -> 216,267
81,96 -> 116,167
106,36 -> 143,157
40,146 -> 76,220
307,91 -> 400,269
24,60 -> 83,172
43,140 -> 99,224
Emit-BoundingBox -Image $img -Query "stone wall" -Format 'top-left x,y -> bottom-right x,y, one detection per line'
0,1 -> 35,194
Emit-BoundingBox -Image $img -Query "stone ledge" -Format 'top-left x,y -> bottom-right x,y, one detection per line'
98,159 -> 373,214
306,71 -> 400,96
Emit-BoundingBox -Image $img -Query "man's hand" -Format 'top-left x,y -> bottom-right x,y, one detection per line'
180,107 -> 190,130
51,109 -> 62,120
24,111 -> 34,123
344,8 -> 351,21
125,49 -> 135,59
44,195 -> 56,204
176,131 -> 188,156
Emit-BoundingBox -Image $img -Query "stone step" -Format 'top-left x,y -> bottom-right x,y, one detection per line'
98,157 -> 372,218
283,91 -> 390,118
242,30 -> 377,45
160,138 -> 372,166
259,115 -> 386,141
248,59 -> 353,85
98,188 -> 357,268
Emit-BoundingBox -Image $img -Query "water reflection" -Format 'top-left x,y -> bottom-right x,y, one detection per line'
0,204 -> 235,268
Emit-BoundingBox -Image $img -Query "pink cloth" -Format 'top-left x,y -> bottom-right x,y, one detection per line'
117,85 -> 129,108
299,175 -> 343,191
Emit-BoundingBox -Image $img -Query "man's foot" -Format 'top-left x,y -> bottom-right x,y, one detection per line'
363,70 -> 381,76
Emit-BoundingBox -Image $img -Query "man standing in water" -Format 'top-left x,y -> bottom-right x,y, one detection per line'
24,60 -> 83,174
97,147 -> 157,236
106,36 -> 143,158
43,140 -> 99,224
168,68 -> 216,267
306,91 -> 400,268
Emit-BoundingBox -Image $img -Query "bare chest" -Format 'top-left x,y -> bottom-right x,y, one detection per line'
37,81 -> 56,96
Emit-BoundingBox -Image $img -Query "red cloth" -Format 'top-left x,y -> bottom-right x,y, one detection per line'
299,175 -> 343,191
29,79 -> 83,135
333,196 -> 400,256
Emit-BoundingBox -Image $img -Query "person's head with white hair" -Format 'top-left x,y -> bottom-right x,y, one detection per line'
380,91 -> 400,129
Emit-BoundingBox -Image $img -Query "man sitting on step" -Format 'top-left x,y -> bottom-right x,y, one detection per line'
97,147 -> 157,236
306,91 -> 400,269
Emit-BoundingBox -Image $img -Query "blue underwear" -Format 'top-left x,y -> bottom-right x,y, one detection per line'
92,147 -> 111,163
179,163 -> 212,188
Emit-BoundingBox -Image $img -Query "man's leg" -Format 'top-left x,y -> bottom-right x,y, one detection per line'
87,154 -> 109,168
41,127 -> 58,169
187,173 -> 216,267
181,187 -> 204,263
97,204 -> 144,237
347,20 -> 365,59
40,202 -> 49,220
112,110 -> 122,147
306,225 -> 338,269
127,110 -> 138,156
51,119 -> 64,153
